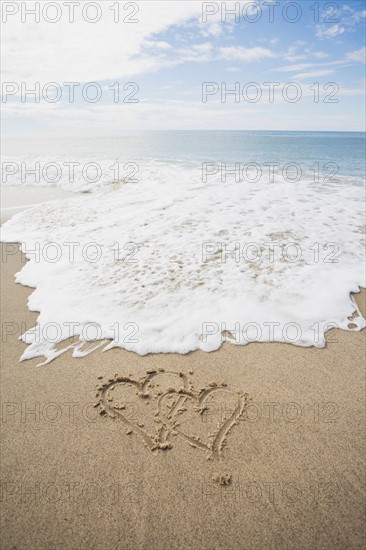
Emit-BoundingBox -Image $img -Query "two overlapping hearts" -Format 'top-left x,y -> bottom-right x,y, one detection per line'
95,369 -> 249,459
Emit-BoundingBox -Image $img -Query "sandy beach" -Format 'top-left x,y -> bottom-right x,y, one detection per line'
2,1 -> 365,547
1,244 -> 365,550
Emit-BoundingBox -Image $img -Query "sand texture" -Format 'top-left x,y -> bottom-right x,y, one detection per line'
1,245 -> 365,550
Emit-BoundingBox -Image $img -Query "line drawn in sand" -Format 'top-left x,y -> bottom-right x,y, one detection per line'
95,369 -> 250,481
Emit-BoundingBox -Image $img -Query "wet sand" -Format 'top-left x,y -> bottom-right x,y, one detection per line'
1,186 -> 79,223
0,245 -> 365,550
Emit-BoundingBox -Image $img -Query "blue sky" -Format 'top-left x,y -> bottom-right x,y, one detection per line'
1,0 -> 365,132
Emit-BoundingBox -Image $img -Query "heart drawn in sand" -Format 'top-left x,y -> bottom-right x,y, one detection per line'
158,385 -> 248,459
95,369 -> 249,459
95,369 -> 192,451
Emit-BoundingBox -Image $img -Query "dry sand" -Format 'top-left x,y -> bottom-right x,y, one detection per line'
1,244 -> 365,550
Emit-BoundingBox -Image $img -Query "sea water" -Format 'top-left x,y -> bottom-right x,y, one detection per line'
1,132 -> 365,364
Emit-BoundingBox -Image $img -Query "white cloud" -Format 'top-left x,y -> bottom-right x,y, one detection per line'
275,59 -> 345,73
284,54 -> 307,62
316,23 -> 346,38
283,45 -> 307,62
198,0 -> 256,37
192,43 -> 213,52
346,47 -> 366,63
200,22 -> 224,37
218,46 -> 275,62
311,51 -> 329,59
1,1 -> 204,83
316,5 -> 366,38
282,45 -> 329,63
345,7 -> 366,22
276,63 -> 316,72
316,24 -> 345,39
177,42 -> 213,62
144,40 -> 172,50
292,70 -> 335,79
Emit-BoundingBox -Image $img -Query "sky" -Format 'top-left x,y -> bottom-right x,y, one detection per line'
1,0 -> 365,133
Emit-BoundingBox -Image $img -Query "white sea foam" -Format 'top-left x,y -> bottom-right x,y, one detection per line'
1,161 -> 365,364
